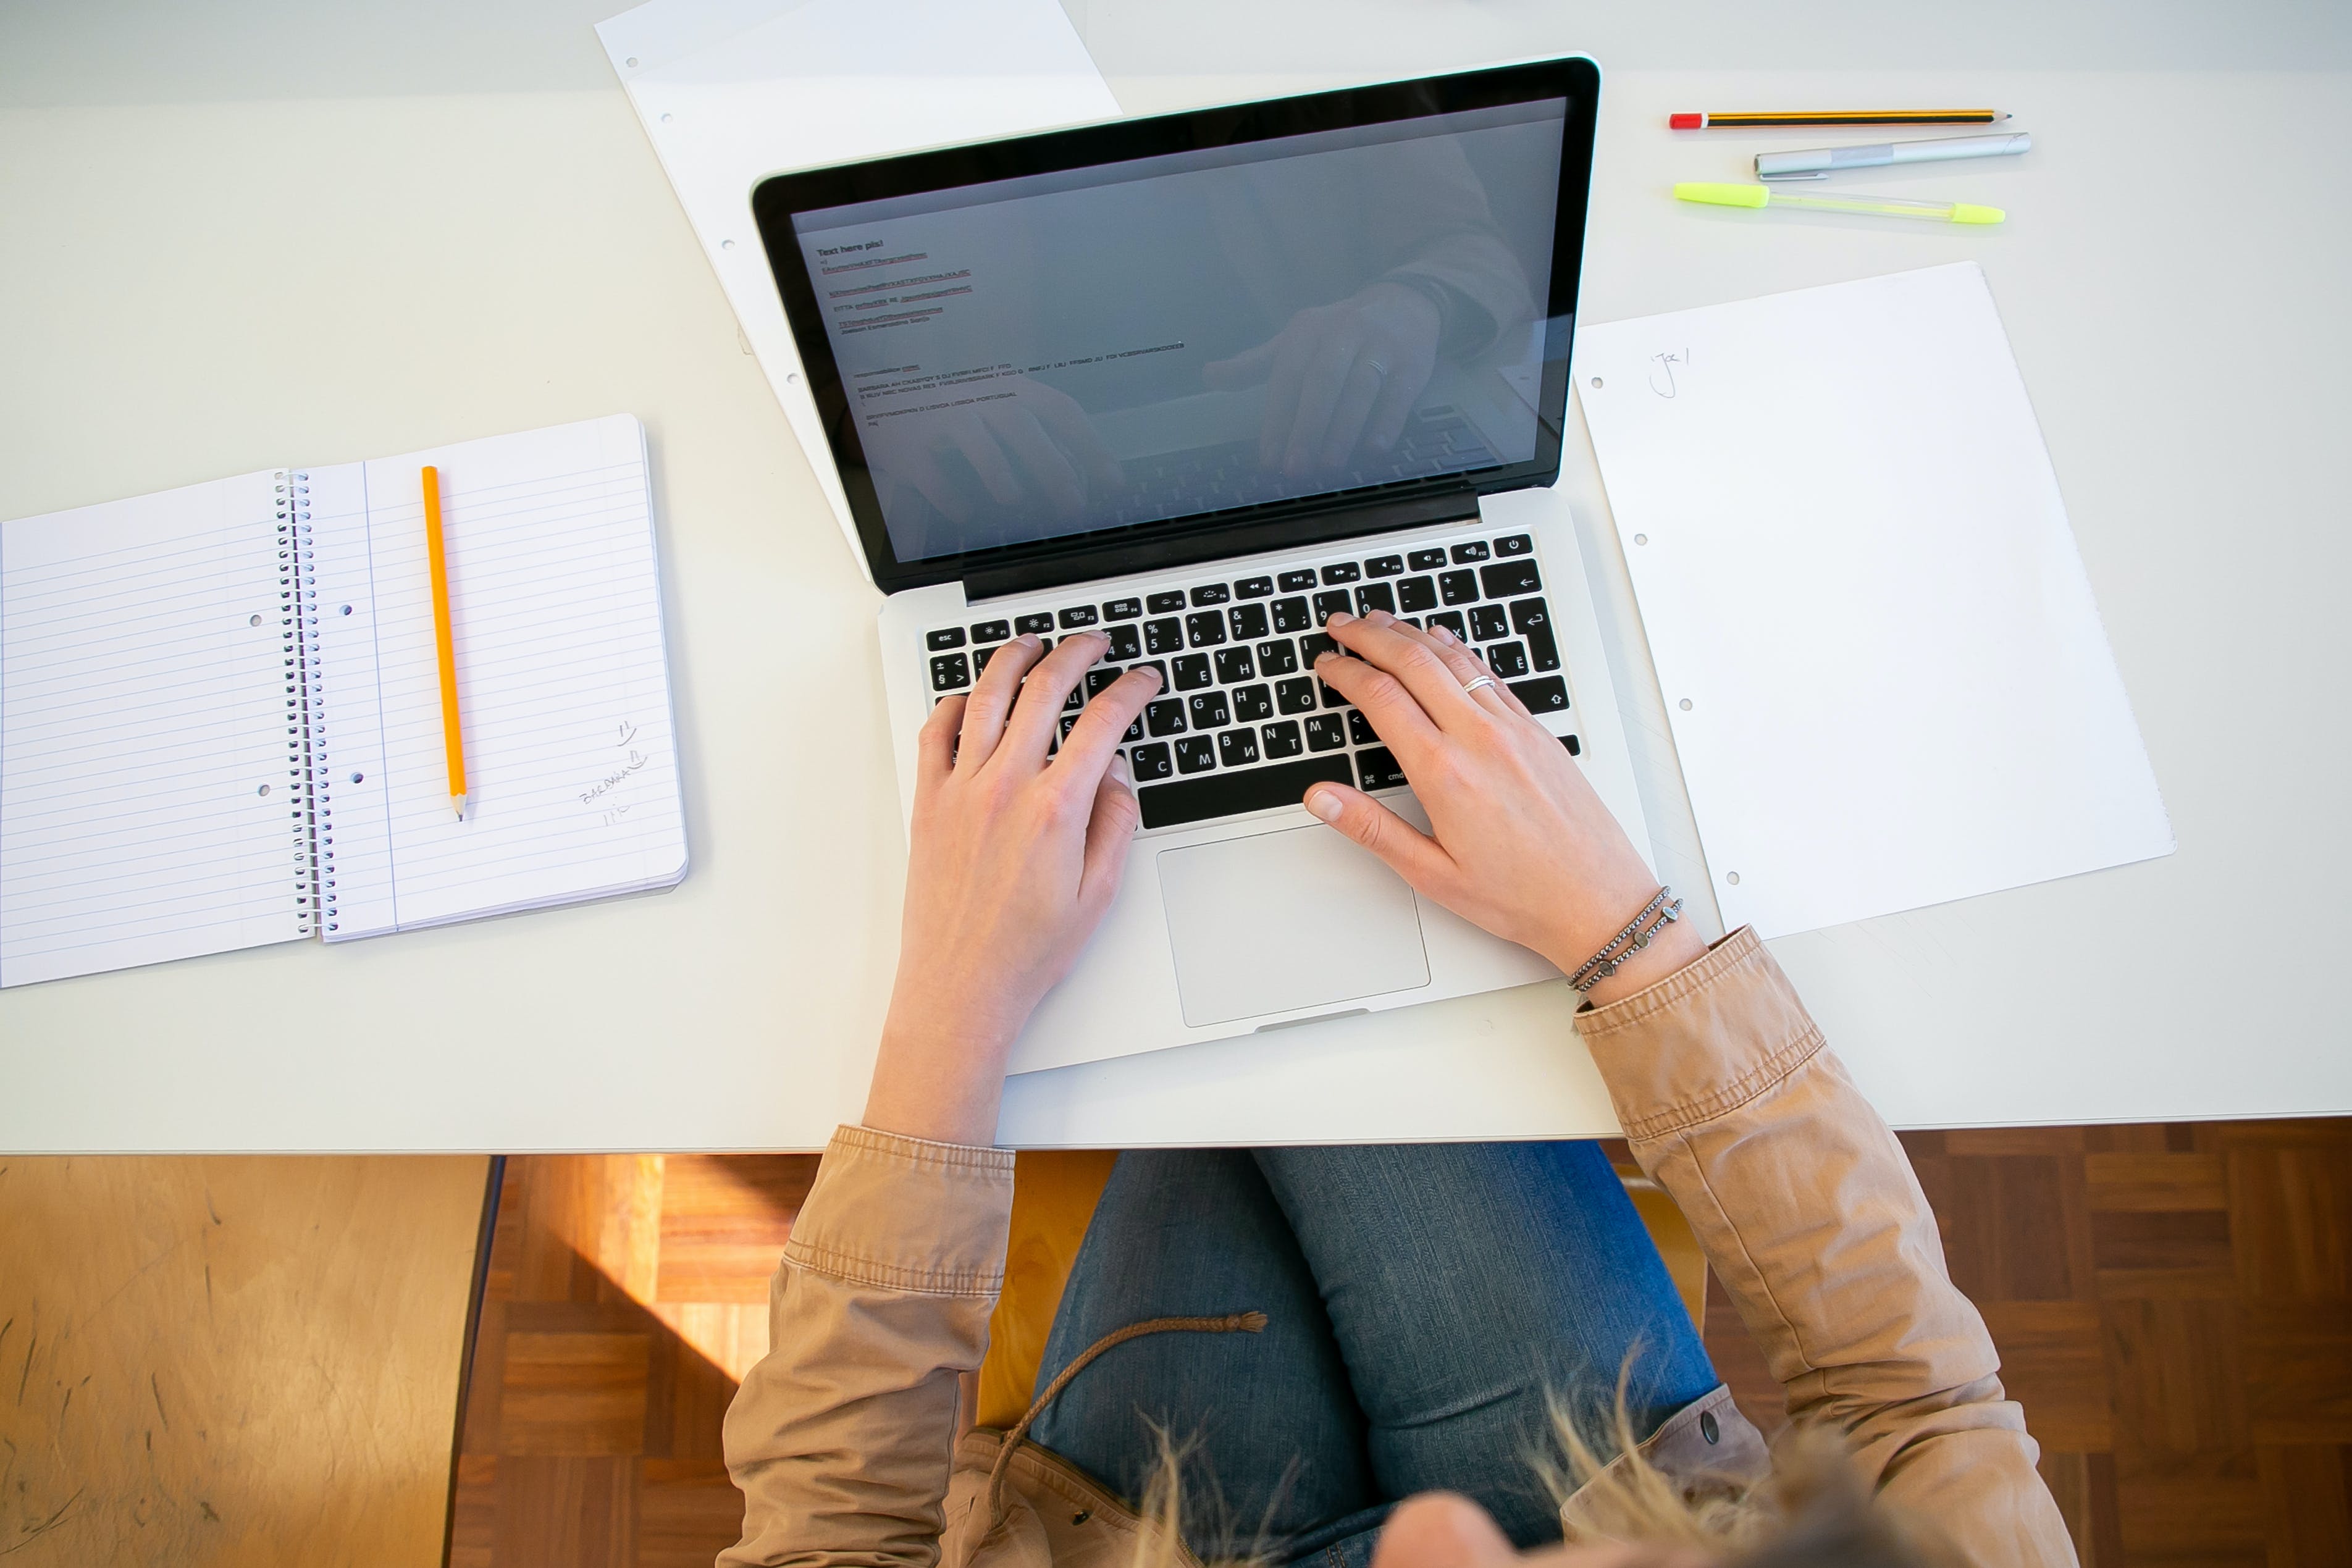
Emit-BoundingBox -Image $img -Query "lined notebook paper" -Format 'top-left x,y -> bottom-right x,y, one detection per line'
0,414 -> 687,987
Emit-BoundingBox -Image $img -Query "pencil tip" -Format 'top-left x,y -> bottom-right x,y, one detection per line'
453,795 -> 470,822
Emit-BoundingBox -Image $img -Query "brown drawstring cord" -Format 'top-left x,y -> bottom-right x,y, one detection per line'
984,1311 -> 1268,1527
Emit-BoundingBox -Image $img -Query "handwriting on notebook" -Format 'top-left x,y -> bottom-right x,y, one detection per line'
582,723 -> 650,810
1648,348 -> 1690,400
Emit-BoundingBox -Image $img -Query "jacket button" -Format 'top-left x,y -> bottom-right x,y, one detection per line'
1700,1411 -> 1720,1444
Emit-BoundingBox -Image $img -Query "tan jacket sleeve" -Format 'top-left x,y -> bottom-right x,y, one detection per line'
1575,929 -> 2077,1567
720,1125 -> 1016,1568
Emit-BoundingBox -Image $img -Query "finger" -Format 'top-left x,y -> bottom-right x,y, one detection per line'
947,419 -> 1022,506
917,693 -> 965,787
998,630 -> 1108,768
1032,394 -> 1125,497
1077,754 -> 1143,912
1303,779 -> 1456,892
1311,644 -> 1443,758
1427,621 -> 1531,717
1201,335 -> 1278,391
1281,336 -> 1358,477
1054,663 -> 1162,782
903,448 -> 975,524
1325,608 -> 1489,733
955,632 -> 1046,769
1318,353 -> 1389,471
1364,359 -> 1424,453
988,404 -> 1085,516
1259,332 -> 1315,467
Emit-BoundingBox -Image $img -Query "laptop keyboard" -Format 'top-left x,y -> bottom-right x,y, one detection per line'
923,528 -> 1579,831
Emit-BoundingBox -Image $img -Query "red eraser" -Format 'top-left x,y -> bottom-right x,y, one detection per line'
1668,112 -> 1704,130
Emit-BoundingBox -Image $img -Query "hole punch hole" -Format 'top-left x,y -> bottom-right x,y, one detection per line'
340,604 -> 353,615
257,784 -> 271,797
249,613 -> 262,626
721,238 -> 736,250
1633,534 -> 1648,546
1678,697 -> 1693,710
660,111 -> 673,123
1726,871 -> 1741,886
624,54 -> 639,66
1590,375 -> 1602,388
350,772 -> 364,784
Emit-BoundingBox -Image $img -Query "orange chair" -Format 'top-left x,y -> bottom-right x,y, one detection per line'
976,1150 -> 1708,1431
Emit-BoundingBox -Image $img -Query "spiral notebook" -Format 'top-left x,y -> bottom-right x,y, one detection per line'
0,413 -> 688,988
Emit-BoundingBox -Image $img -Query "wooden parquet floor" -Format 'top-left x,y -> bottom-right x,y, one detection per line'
453,1119 -> 2351,1568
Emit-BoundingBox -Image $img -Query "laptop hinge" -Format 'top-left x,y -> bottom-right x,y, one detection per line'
964,483 -> 1481,602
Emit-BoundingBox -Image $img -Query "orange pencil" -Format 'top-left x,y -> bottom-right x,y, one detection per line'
420,466 -> 470,821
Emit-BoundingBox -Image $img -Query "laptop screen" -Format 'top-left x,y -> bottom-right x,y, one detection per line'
755,62 -> 1597,590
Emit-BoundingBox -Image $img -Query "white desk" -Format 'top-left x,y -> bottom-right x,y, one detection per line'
3,2 -> 2348,1151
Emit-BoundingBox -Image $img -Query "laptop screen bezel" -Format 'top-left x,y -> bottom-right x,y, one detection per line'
751,57 -> 1600,596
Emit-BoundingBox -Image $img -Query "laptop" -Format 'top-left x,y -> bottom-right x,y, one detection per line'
752,58 -> 1644,1075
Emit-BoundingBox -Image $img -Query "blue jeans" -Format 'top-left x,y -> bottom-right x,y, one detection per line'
1026,1144 -> 1720,1566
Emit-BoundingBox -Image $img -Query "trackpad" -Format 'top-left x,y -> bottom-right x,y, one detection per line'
1157,826 -> 1430,1028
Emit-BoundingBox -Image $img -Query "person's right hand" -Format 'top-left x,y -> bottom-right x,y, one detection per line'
1303,609 -> 1708,1005
863,376 -> 1122,525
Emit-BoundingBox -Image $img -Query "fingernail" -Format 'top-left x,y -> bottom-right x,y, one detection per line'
1327,610 -> 1354,627
1367,609 -> 1395,626
1017,632 -> 1040,648
1430,625 -> 1456,645
1305,786 -> 1342,823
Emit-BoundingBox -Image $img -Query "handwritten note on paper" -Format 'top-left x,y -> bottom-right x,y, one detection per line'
1576,263 -> 2171,939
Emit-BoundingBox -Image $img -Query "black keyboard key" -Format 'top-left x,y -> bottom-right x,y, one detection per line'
1354,582 -> 1395,616
1346,709 -> 1379,747
1146,698 -> 1187,736
1190,582 -> 1231,606
1407,547 -> 1448,570
1137,753 -> 1353,828
1561,733 -> 1582,757
926,627 -> 966,650
1438,569 -> 1479,606
970,619 -> 1010,644
1188,690 -> 1231,729
1235,576 -> 1274,598
1487,640 -> 1530,679
1262,719 -> 1304,758
1278,568 -> 1318,592
1303,713 -> 1346,751
1059,604 -> 1099,629
1272,596 -> 1312,633
1493,534 -> 1533,557
1063,682 -> 1083,711
929,653 -> 970,691
1396,575 -> 1438,613
1480,560 -> 1541,599
1320,561 -> 1361,584
1228,602 -> 1270,641
1508,675 -> 1571,713
1185,611 -> 1228,647
1321,680 -> 1351,709
1216,728 -> 1259,768
1366,554 -> 1405,577
1123,713 -> 1144,742
1104,624 -> 1142,662
1173,736 -> 1217,775
1144,617 -> 1183,655
1102,597 -> 1143,621
1131,741 -> 1174,780
1275,677 -> 1318,715
1354,746 -> 1408,790
1015,611 -> 1055,635
1059,713 -> 1081,740
1147,589 -> 1186,613
1299,631 -> 1338,665
1232,683 -> 1273,722
1172,653 -> 1213,690
1312,590 -> 1351,624
1450,540 -> 1490,563
1086,668 -> 1121,697
1471,604 -> 1510,642
1427,609 -> 1468,641
1257,639 -> 1299,676
1214,647 -> 1255,683
973,644 -> 998,674
1510,597 -> 1560,671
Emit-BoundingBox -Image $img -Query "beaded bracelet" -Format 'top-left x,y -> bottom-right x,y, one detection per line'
1567,886 -> 1686,993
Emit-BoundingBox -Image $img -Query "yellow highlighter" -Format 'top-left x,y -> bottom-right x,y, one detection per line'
1675,181 -> 2004,224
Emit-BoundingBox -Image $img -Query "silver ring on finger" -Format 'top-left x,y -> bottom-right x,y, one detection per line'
1366,357 -> 1390,379
1461,674 -> 1498,696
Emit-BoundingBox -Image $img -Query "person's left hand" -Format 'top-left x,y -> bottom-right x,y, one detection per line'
1203,280 -> 1442,479
864,631 -> 1162,1144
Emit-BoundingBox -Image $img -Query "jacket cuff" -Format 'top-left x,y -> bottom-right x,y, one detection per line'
780,1125 -> 1017,1299
1571,928 -> 1826,1143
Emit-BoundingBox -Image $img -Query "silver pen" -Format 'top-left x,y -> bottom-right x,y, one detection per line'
1756,131 -> 2031,181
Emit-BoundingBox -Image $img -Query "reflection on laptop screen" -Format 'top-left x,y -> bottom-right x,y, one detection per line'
789,99 -> 1568,564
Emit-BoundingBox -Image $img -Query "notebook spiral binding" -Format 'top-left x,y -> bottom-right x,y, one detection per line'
275,471 -> 335,936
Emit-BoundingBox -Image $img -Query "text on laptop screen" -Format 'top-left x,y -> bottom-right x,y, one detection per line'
789,100 -> 1568,564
